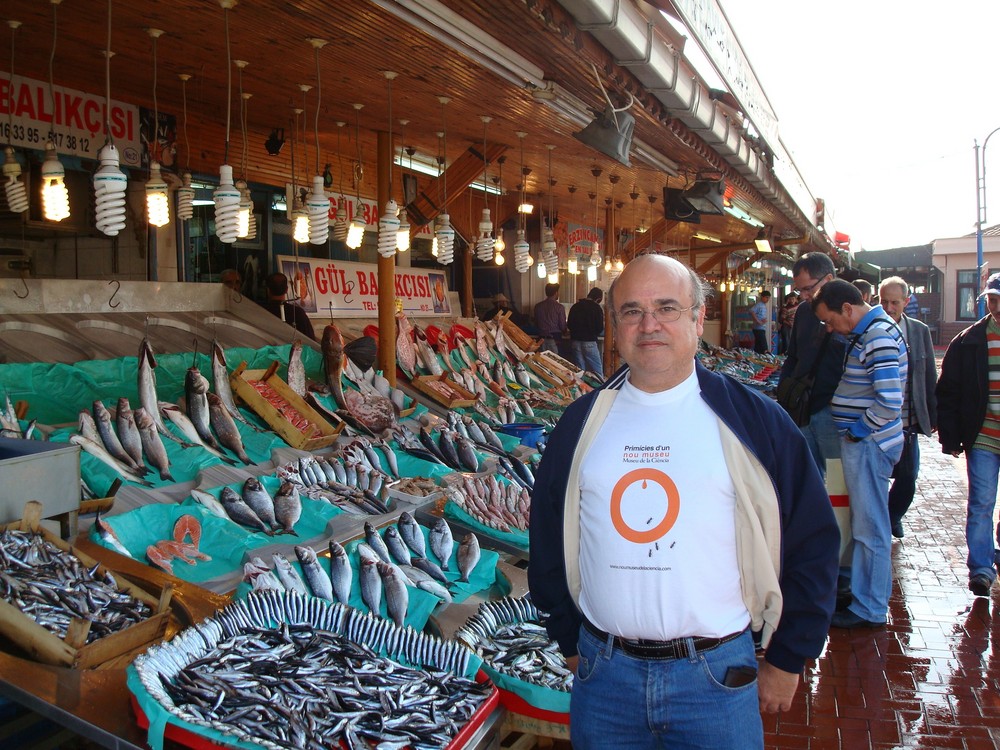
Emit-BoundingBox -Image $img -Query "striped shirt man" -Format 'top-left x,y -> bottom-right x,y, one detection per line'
830,306 -> 908,452
972,317 -> 1000,454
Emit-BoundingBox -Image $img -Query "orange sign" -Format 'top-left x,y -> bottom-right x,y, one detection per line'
610,468 -> 680,543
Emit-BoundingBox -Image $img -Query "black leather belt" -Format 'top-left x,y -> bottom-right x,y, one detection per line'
583,619 -> 744,660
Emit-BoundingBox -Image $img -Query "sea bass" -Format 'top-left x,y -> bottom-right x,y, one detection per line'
134,407 -> 173,482
328,540 -> 352,605
138,338 -> 186,446
273,481 -> 302,534
92,400 -> 144,474
211,340 -> 262,431
184,366 -> 219,449
116,398 -> 145,468
241,477 -> 277,529
295,545 -> 333,601
207,393 -> 253,465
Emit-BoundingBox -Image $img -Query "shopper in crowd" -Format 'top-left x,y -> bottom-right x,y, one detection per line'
751,290 -> 772,353
261,272 -> 316,341
220,268 -> 242,291
777,252 -> 848,475
878,276 -> 937,539
534,283 -> 566,354
813,279 -> 907,628
936,271 -> 1000,598
778,294 -> 800,355
529,254 -> 839,748
567,287 -> 604,376
481,293 -> 511,322
905,290 -> 920,318
852,279 -> 874,303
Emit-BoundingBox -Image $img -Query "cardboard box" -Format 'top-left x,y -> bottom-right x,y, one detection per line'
0,501 -> 171,669
230,362 -> 343,451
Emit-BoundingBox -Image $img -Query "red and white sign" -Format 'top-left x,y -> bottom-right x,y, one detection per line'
0,72 -> 142,166
276,255 -> 452,318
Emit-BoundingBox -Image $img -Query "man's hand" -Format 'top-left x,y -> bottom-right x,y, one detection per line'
565,655 -> 579,674
757,660 -> 799,713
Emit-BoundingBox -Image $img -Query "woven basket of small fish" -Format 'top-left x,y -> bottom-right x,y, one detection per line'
441,473 -> 530,552
129,589 -> 498,750
236,514 -> 499,629
454,594 -> 572,719
0,501 -> 171,669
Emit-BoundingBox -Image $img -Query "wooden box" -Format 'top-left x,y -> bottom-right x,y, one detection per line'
525,352 -> 575,387
0,502 -> 171,670
411,374 -> 478,409
230,362 -> 343,451
496,312 -> 539,353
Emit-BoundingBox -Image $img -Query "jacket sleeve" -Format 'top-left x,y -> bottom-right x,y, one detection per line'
919,325 -> 937,432
527,410 -> 583,657
935,336 -> 963,453
746,394 -> 839,673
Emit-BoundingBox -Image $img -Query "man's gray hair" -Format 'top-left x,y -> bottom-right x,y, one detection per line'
878,275 -> 909,298
608,255 -> 711,322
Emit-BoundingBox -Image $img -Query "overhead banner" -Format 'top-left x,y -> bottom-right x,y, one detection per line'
0,71 -> 142,166
276,255 -> 452,317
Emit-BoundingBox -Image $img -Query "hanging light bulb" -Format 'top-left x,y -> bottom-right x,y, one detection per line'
396,209 -> 410,252
332,122 -> 348,240
377,198 -> 400,258
93,143 -> 127,236
306,175 -> 330,244
177,171 -> 194,221
41,142 -> 69,222
615,257 -> 625,273
604,257 -> 612,273
568,257 -> 579,275
3,23 -> 27,214
346,103 -> 366,250
587,264 -> 598,282
214,164 -> 241,243
235,179 -> 251,238
728,279 -> 735,292
436,213 -> 455,264
495,250 -> 505,266
495,232 -> 506,254
292,194 -> 310,244
548,272 -> 559,284
3,148 -> 28,214
537,260 -> 547,279
146,161 -> 170,228
513,229 -> 530,273
346,204 -> 366,249
719,278 -> 726,293
590,241 -> 602,267
475,116 -> 495,261
431,235 -> 439,257
176,74 -> 194,221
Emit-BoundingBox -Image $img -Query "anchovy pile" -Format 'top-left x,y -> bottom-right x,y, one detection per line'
135,591 -> 488,750
276,451 -> 393,516
442,474 -> 531,533
0,529 -> 153,644
455,595 -> 573,693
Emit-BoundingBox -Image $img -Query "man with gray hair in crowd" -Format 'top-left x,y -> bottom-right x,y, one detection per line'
878,276 -> 937,539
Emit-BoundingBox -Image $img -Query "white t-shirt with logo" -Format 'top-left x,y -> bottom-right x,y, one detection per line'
578,369 -> 751,641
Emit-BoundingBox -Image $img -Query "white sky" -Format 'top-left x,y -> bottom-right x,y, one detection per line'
712,1 -> 1000,252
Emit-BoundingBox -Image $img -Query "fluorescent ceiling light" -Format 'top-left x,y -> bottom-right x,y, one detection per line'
724,204 -> 764,228
692,231 -> 721,243
393,154 -> 500,194
192,199 -> 215,206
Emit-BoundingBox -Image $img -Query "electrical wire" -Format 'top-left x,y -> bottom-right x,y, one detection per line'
150,31 -> 158,165
103,1 -> 112,144
47,1 -> 58,144
222,4 -> 231,165
180,75 -> 190,170
314,46 -> 322,175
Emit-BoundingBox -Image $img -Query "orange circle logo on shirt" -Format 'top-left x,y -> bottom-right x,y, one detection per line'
610,468 -> 680,543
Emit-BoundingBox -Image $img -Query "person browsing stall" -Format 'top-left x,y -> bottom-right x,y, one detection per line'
751,290 -> 771,353
567,287 -> 605,376
261,272 -> 316,341
534,282 -> 566,354
812,279 -> 907,629
528,254 -> 840,748
936,271 -> 1000,598
878,276 -> 937,539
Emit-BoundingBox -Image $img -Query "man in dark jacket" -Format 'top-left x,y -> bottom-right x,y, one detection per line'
777,252 -> 848,475
936,271 -> 1000,597
567,287 -> 604,375
261,272 -> 316,341
529,254 -> 839,749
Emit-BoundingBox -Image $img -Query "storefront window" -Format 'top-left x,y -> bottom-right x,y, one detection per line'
957,270 -> 978,321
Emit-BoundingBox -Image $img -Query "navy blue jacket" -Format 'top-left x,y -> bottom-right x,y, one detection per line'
528,362 -> 840,674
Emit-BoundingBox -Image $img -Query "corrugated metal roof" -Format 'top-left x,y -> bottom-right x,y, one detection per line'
854,244 -> 933,267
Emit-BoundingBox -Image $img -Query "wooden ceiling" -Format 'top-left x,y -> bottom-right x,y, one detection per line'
3,0 -> 808,259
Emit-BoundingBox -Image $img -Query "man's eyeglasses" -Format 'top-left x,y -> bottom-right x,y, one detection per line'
794,275 -> 828,295
616,305 -> 696,326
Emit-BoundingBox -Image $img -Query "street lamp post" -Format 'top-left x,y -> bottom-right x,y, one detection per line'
975,127 -> 1000,317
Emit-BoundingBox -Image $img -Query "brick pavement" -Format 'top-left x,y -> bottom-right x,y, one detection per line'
764,436 -> 1000,749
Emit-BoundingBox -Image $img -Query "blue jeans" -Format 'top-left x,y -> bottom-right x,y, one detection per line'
840,434 -> 901,623
800,405 -> 842,477
570,625 -> 762,749
965,448 -> 1000,582
571,340 -> 603,375
539,337 -> 559,354
888,432 -> 920,524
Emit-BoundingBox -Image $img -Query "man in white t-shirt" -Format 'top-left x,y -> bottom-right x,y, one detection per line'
529,255 -> 839,749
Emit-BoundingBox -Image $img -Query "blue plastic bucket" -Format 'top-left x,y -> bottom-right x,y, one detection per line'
498,423 -> 545,448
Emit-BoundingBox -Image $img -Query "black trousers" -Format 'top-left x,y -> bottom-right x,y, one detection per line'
752,329 -> 768,354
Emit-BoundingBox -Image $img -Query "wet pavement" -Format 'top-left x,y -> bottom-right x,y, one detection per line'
764,434 -> 1000,749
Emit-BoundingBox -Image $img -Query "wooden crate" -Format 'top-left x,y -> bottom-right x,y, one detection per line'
524,353 -> 575,388
231,361 -> 343,451
0,501 -> 172,670
411,374 -> 478,409
497,312 -> 540,353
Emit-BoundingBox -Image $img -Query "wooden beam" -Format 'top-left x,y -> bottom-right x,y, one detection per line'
376,131 -> 397,386
406,143 -> 509,227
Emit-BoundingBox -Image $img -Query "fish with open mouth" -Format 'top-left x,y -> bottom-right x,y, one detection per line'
138,338 -> 188,447
211,340 -> 263,432
184,365 -> 220,450
207,394 -> 253,465
321,324 -> 348,410
272,481 -> 301,535
134,407 -> 174,482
